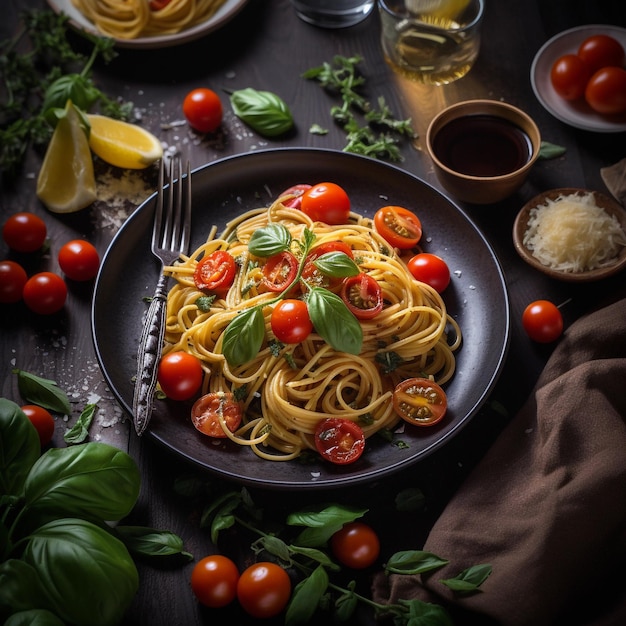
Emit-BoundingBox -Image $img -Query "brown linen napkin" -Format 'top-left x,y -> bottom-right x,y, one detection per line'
373,297 -> 626,626
601,158 -> 626,207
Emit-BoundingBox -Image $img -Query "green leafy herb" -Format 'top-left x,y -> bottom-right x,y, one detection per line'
195,294 -> 216,312
63,403 -> 97,444
313,251 -> 360,278
440,564 -> 492,592
229,87 -> 294,137
375,350 -> 404,374
385,550 -> 449,575
115,526 -> 193,560
538,140 -> 566,160
222,307 -> 266,367
13,369 -> 71,415
248,223 -> 292,257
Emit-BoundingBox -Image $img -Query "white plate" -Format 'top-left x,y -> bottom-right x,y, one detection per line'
46,0 -> 248,49
531,24 -> 626,133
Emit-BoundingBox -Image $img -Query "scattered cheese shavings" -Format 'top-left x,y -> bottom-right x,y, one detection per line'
523,193 -> 626,272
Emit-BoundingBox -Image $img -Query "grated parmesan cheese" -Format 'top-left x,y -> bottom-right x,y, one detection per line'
523,193 -> 626,273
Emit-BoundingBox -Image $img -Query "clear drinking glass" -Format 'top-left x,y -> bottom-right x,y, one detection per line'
291,0 -> 376,28
379,0 -> 484,85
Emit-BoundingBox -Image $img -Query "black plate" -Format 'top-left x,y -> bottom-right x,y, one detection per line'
92,148 -> 509,490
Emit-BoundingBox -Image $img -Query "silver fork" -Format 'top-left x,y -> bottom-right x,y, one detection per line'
132,156 -> 192,435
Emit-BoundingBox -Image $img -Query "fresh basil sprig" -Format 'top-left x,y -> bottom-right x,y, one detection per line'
13,369 -> 71,414
313,251 -> 360,278
248,223 -> 292,257
229,87 -> 294,137
63,402 -> 97,444
222,307 -> 266,368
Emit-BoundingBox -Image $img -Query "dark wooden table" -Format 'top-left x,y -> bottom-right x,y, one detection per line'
2,1 -> 625,624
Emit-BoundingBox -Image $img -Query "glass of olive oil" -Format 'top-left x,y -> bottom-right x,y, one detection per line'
379,0 -> 484,85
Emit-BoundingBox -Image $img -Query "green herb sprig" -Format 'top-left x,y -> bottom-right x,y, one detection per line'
303,55 -> 416,161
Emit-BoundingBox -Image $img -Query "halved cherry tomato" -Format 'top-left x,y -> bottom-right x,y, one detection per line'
260,251 -> 298,292
157,351 -> 203,401
300,182 -> 351,224
183,88 -> 223,133
0,260 -> 28,303
331,522 -> 380,569
21,405 -> 55,447
237,562 -> 291,619
585,66 -> 626,115
191,555 -> 240,608
22,272 -> 67,315
149,0 -> 172,9
191,392 -> 243,438
58,239 -> 100,281
278,183 -> 312,209
522,300 -> 563,343
550,54 -> 593,100
341,274 -> 383,320
373,206 -> 422,249
577,34 -> 625,75
271,299 -> 313,344
314,418 -> 365,465
392,378 -> 447,427
2,212 -> 47,253
300,241 -> 354,293
194,250 -> 236,293
407,253 -> 450,292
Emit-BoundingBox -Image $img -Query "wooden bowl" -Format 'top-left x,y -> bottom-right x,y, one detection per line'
513,188 -> 626,282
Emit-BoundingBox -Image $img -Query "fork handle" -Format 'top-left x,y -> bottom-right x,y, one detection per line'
132,273 -> 169,435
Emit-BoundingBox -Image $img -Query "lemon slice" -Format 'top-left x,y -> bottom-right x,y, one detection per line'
36,100 -> 97,214
406,0 -> 470,20
86,115 -> 163,169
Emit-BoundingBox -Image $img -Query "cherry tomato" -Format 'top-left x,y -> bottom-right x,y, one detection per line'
331,522 -> 380,569
22,272 -> 67,315
58,239 -> 100,281
183,88 -> 223,133
340,274 -> 383,320
392,378 -> 447,427
314,418 -> 365,465
577,34 -> 625,75
550,53 -> 593,100
585,66 -> 626,115
522,300 -> 563,343
0,260 -> 28,303
21,405 -> 55,447
300,182 -> 351,225
157,351 -> 203,401
194,250 -> 236,293
278,183 -> 312,209
191,555 -> 239,608
407,253 -> 450,293
236,562 -> 291,619
149,0 -> 172,9
373,206 -> 422,250
300,241 -> 354,293
2,212 -> 47,253
191,392 -> 243,438
261,251 -> 299,293
271,299 -> 313,344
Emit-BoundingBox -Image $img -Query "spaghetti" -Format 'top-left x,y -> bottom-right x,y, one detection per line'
162,196 -> 461,461
70,0 -> 227,40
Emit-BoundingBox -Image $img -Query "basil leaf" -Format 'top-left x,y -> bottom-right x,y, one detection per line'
42,74 -> 100,114
313,252 -> 360,278
289,545 -> 340,570
115,526 -> 193,560
440,564 -> 492,592
398,599 -> 455,625
287,504 -> 366,547
307,288 -> 362,355
248,223 -> 292,257
384,550 -> 448,575
230,87 -> 294,137
4,609 -> 66,626
285,565 -> 329,625
0,559 -> 47,615
538,140 -> 566,160
0,399 -> 40,496
13,369 -> 71,415
334,585 -> 359,622
222,307 -> 265,367
63,403 -> 97,444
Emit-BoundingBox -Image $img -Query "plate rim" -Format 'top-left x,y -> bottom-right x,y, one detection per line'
91,147 -> 511,489
530,24 -> 626,133
45,0 -> 249,49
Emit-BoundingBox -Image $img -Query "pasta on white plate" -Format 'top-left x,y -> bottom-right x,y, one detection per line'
162,194 -> 462,462
70,0 -> 227,39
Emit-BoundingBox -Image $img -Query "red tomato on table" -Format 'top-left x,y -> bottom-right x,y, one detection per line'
0,260 -> 28,303
58,239 -> 100,281
22,272 -> 67,315
331,522 -> 381,569
2,212 -> 47,252
522,300 -> 563,343
183,88 -> 223,133
191,555 -> 239,608
236,562 -> 291,619
22,405 -> 55,447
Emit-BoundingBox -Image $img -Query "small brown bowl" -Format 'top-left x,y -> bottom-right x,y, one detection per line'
513,188 -> 626,282
425,99 -> 541,204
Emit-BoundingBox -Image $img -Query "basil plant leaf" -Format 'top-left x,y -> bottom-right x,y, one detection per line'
385,550 -> 449,575
42,74 -> 100,114
0,399 -> 40,496
63,403 -> 97,445
440,563 -> 492,592
248,223 -> 292,257
538,140 -> 566,160
307,288 -> 363,355
285,565 -> 329,625
13,369 -> 71,415
23,518 -> 138,626
0,559 -> 47,615
4,609 -> 66,626
287,504 -> 367,547
115,526 -> 193,560
230,87 -> 294,137
222,307 -> 266,367
313,252 -> 360,278
23,442 -> 140,522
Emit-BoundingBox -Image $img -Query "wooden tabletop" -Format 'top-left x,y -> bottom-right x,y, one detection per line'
1,1 -> 625,624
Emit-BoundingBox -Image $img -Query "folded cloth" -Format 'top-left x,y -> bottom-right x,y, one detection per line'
601,158 -> 626,207
373,297 -> 626,626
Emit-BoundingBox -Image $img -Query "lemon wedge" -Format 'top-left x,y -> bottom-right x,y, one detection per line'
36,100 -> 97,214
407,0 -> 470,20
86,115 -> 163,169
